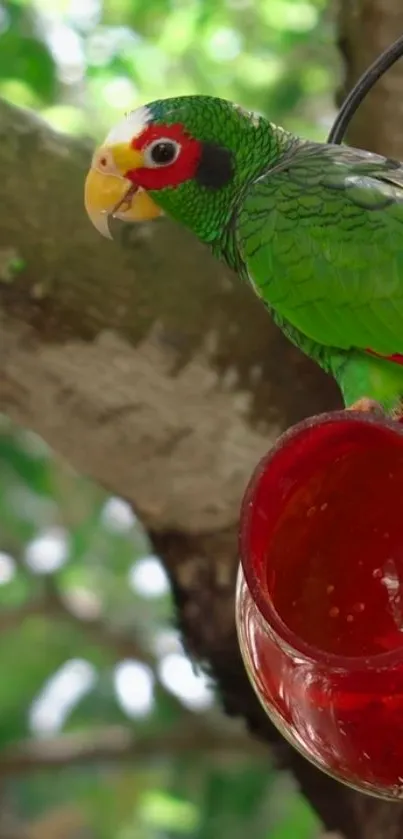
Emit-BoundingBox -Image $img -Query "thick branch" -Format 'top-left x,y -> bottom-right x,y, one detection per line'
0,102 -> 344,827
2,18 -> 401,835
0,82 -> 362,838
337,0 -> 403,157
0,98 -> 338,537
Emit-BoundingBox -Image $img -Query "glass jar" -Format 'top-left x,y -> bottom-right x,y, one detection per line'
236,410 -> 403,799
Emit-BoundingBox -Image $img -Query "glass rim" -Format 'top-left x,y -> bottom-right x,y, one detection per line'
238,408 -> 403,672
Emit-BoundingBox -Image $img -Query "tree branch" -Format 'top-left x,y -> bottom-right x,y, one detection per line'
337,0 -> 403,158
2,9 -> 402,833
0,97 -> 345,832
0,584 -> 150,664
43,579 -> 154,666
0,725 -> 267,777
0,598 -> 49,633
0,97 -> 338,538
0,579 -> 196,723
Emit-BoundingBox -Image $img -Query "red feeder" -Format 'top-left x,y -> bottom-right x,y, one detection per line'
236,410 -> 403,799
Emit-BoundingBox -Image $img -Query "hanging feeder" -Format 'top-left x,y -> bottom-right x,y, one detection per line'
236,36 -> 403,800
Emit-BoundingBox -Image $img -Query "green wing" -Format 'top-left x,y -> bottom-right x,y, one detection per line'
235,143 -> 403,356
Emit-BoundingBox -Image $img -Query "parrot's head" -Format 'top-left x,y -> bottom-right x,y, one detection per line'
84,95 -> 272,242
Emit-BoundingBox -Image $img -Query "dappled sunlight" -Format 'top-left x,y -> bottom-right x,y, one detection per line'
101,496 -> 137,532
205,28 -> 242,61
151,627 -> 183,658
0,290 -> 321,838
30,660 -> 97,735
114,660 -> 155,718
25,527 -> 69,574
0,0 -> 339,833
128,556 -> 170,599
158,653 -> 214,711
69,0 -> 100,29
0,0 -> 335,138
0,551 -> 15,585
45,21 -> 85,84
63,585 -> 103,620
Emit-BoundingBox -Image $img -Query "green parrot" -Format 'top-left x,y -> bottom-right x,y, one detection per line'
84,95 -> 403,416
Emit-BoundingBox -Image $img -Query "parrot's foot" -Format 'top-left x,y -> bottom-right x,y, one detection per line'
347,397 -> 386,417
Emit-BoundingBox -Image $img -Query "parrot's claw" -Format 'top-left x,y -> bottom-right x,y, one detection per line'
347,397 -> 386,417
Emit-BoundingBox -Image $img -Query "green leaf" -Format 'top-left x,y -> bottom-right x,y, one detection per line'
0,33 -> 57,101
139,789 -> 200,834
269,794 -> 320,839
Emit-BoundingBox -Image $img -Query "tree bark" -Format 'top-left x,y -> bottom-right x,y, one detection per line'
0,96 -> 345,831
0,1 -> 402,834
0,99 -> 337,534
329,2 -> 403,837
337,0 -> 403,158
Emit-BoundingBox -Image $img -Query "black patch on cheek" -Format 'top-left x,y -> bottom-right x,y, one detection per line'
195,142 -> 234,189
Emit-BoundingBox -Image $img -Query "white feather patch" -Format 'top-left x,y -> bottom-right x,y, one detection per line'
103,105 -> 152,146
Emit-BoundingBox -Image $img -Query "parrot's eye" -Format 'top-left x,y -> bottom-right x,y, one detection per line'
143,138 -> 181,168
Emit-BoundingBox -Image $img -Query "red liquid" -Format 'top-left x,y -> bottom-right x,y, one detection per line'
238,414 -> 403,797
270,443 -> 403,658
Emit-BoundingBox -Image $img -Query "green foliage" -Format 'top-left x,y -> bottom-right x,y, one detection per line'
0,1 -> 337,835
0,0 -> 337,138
0,418 -> 321,838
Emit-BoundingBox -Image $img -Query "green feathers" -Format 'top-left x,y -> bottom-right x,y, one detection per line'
140,95 -> 403,415
236,145 -> 403,357
145,96 -> 296,244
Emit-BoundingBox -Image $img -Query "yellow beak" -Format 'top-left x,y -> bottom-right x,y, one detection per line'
84,143 -> 162,239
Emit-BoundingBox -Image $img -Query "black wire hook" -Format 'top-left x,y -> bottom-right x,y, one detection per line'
327,34 -> 403,145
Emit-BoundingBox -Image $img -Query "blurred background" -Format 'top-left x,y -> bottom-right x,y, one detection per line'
0,1 -> 340,836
